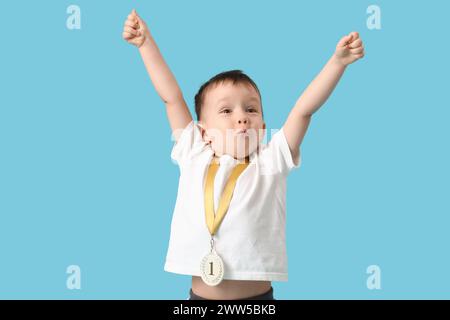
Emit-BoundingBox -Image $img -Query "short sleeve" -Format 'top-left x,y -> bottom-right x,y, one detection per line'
170,120 -> 207,166
259,128 -> 301,176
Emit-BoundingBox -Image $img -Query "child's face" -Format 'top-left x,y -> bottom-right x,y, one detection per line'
199,81 -> 266,160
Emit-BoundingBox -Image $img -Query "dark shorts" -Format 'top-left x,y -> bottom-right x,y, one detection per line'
189,286 -> 275,300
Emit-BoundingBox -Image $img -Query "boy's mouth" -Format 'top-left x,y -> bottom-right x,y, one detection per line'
235,129 -> 248,135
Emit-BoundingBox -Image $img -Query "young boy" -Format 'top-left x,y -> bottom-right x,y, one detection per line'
122,9 -> 364,300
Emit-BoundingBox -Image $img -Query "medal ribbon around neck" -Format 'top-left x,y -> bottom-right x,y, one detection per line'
204,155 -> 250,236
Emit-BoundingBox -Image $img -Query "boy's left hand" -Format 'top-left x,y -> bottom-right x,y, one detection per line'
334,31 -> 365,66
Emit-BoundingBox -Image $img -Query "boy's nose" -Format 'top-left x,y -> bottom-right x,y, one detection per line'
238,119 -> 248,124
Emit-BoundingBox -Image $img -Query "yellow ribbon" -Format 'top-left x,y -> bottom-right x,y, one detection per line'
204,155 -> 250,236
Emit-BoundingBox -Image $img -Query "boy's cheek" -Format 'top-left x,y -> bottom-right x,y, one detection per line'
204,128 -> 223,145
209,133 -> 226,153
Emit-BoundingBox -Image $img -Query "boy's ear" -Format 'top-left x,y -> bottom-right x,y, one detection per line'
258,122 -> 267,144
197,121 -> 212,144
197,121 -> 206,134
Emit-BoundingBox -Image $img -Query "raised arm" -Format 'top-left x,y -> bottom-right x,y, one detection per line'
283,32 -> 365,163
122,9 -> 193,140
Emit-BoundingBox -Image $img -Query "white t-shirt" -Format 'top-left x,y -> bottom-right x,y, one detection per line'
164,120 -> 300,281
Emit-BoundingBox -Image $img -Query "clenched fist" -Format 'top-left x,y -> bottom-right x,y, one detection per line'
334,32 -> 365,66
122,9 -> 151,48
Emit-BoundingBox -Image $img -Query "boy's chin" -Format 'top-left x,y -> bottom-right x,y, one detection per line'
232,145 -> 259,160
212,141 -> 260,160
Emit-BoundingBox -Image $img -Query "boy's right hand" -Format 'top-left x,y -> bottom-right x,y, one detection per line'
122,9 -> 151,48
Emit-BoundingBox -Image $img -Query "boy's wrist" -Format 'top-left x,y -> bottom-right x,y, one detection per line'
138,36 -> 154,50
330,53 -> 348,69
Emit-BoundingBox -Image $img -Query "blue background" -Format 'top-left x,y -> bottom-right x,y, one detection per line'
1,0 -> 449,299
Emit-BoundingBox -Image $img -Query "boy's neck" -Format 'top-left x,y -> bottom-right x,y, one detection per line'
213,152 -> 250,163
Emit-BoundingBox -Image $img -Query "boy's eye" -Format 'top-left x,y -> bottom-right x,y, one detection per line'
221,109 -> 231,114
247,107 -> 258,113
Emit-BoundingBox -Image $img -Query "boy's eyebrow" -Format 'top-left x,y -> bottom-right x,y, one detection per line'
246,97 -> 260,103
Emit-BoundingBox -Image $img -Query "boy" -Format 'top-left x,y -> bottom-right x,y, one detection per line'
122,9 -> 364,300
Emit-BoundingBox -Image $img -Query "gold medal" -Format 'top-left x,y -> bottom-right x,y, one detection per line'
200,155 -> 249,286
200,238 -> 224,286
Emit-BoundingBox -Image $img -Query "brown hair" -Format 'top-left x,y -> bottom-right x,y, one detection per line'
194,70 -> 263,121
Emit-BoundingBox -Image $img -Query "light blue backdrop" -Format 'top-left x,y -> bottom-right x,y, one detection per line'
1,0 -> 449,299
